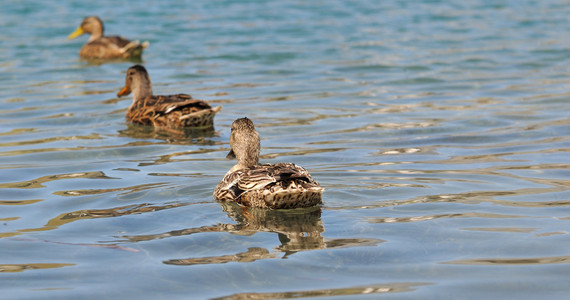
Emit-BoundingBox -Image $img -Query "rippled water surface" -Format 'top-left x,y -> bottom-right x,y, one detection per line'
2,0 -> 570,299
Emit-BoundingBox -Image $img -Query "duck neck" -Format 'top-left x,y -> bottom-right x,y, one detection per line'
232,143 -> 260,172
230,156 -> 259,173
237,153 -> 259,169
88,31 -> 102,42
130,78 -> 153,107
87,25 -> 104,42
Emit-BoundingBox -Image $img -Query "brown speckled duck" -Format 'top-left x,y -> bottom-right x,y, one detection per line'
214,117 -> 323,209
117,65 -> 221,128
68,16 -> 148,59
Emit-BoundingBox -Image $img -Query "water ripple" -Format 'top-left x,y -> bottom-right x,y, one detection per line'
444,255 -> 570,266
213,282 -> 432,300
1,0 -> 569,298
0,171 -> 114,189
0,263 -> 75,273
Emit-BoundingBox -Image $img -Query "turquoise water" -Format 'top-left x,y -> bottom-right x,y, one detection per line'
1,0 -> 570,298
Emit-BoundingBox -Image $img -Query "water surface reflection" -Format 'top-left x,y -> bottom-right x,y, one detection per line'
118,123 -> 218,144
212,282 -> 432,300
119,203 -> 383,265
2,0 -> 570,298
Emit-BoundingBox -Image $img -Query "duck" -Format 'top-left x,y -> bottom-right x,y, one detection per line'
214,117 -> 323,209
117,65 -> 221,128
68,16 -> 148,59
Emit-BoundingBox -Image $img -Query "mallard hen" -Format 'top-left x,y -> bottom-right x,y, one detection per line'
68,16 -> 148,59
214,117 -> 323,209
117,65 -> 221,128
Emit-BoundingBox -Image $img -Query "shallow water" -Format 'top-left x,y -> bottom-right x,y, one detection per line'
1,0 -> 570,299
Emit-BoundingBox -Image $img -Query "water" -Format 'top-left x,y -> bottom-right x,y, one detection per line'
1,0 -> 569,298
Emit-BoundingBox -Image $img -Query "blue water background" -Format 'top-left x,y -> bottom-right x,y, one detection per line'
1,0 -> 569,299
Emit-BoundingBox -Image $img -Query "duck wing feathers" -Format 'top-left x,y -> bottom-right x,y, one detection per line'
80,36 -> 147,59
128,94 -> 221,128
214,163 -> 323,209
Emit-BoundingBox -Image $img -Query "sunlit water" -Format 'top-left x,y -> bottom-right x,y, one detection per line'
1,0 -> 569,299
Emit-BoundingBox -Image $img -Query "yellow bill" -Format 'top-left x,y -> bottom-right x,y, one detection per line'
117,86 -> 131,97
68,27 -> 84,40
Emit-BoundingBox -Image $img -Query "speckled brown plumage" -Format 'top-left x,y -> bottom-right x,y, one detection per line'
214,117 -> 323,209
68,16 -> 148,59
117,65 -> 221,128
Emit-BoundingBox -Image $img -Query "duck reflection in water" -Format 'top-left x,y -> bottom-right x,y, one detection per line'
164,203 -> 381,265
166,203 -> 325,265
118,123 -> 217,144
119,203 -> 381,265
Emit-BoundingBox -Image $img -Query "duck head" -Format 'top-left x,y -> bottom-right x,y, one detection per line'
228,117 -> 260,170
68,16 -> 104,42
117,65 -> 153,102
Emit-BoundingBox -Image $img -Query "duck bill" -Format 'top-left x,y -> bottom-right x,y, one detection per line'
68,27 -> 84,40
117,86 -> 131,97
